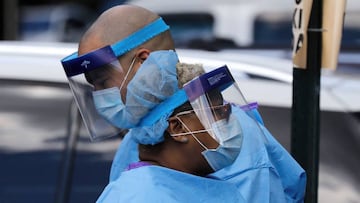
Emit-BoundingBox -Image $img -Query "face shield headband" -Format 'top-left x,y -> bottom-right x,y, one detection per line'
60,18 -> 170,141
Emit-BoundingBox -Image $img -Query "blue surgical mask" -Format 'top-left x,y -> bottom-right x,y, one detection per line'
171,113 -> 243,172
92,86 -> 130,128
92,50 -> 179,129
202,114 -> 243,171
92,55 -> 137,129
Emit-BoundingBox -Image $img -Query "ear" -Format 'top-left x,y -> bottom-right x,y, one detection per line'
135,48 -> 151,62
167,117 -> 189,143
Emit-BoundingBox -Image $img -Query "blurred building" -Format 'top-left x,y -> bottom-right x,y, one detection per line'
1,0 -> 360,49
0,0 -> 126,42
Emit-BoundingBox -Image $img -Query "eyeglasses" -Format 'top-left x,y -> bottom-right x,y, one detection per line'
174,103 -> 231,120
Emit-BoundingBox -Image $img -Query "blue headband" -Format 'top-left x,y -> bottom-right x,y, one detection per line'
111,17 -> 169,56
61,18 -> 169,77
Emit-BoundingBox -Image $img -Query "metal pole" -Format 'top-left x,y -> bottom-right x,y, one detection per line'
291,0 -> 322,202
55,100 -> 82,203
0,0 -> 18,40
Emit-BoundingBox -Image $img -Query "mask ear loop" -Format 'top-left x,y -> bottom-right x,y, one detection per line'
172,116 -> 209,150
119,56 -> 137,91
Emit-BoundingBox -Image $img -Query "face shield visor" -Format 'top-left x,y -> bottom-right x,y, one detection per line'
138,65 -> 262,170
61,18 -> 170,141
181,65 -> 248,144
139,65 -> 256,144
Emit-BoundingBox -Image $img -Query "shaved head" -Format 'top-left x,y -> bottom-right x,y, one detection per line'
78,5 -> 173,55
77,4 -> 175,101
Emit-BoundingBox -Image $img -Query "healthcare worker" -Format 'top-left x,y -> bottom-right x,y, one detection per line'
61,5 -> 178,141
109,64 -> 307,203
97,64 -> 247,202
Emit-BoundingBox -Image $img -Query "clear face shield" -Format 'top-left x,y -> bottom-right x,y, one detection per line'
62,46 -> 127,141
180,65 -> 261,170
182,66 -> 248,144
60,18 -> 170,141
138,65 -> 262,170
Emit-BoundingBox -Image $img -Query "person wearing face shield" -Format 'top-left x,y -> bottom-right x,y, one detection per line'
61,5 -> 178,141
109,64 -> 306,203
96,64 -> 247,202
98,63 -> 306,202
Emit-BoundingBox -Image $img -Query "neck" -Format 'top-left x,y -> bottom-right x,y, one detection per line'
138,143 -> 164,165
138,142 -> 195,175
137,136 -> 213,176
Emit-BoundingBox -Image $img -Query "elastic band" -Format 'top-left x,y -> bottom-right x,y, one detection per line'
172,118 -> 209,150
111,18 -> 169,57
138,89 -> 188,126
170,129 -> 210,137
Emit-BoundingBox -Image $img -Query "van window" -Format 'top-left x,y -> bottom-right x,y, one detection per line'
162,13 -> 214,48
342,12 -> 360,48
254,12 -> 360,49
254,13 -> 292,48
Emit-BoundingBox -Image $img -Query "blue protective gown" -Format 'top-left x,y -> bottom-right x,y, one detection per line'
97,165 -> 245,202
208,107 -> 306,202
107,106 -> 306,203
